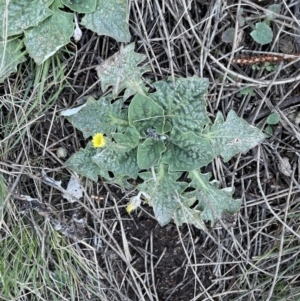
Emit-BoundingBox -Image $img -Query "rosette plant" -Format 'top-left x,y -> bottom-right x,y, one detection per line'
62,43 -> 265,230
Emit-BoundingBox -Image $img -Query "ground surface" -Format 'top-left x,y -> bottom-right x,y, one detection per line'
1,1 -> 300,300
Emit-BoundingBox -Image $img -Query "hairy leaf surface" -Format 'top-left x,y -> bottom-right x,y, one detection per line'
81,0 -> 130,43
0,39 -> 26,83
151,77 -> 210,134
24,0 -> 73,64
113,127 -> 140,149
93,144 -> 139,179
61,0 -> 96,13
128,94 -> 165,136
187,171 -> 241,226
162,127 -> 214,171
65,143 -> 109,181
0,0 -> 53,39
173,196 -> 206,230
137,139 -> 166,169
96,43 -> 149,99
66,97 -> 128,139
138,165 -> 188,226
203,110 -> 265,161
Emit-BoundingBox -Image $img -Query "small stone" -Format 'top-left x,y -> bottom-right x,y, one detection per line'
288,111 -> 300,124
278,157 -> 292,177
279,37 -> 294,54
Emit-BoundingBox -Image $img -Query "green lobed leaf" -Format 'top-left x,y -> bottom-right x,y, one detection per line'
81,0 -> 130,43
162,127 -> 214,172
151,77 -> 210,134
128,94 -> 165,136
24,0 -> 73,64
137,139 -> 166,169
250,22 -> 273,45
0,39 -> 26,83
138,164 -> 188,226
92,143 -> 139,179
113,127 -> 140,149
61,0 -> 97,13
65,143 -> 109,181
96,43 -> 150,99
187,170 -> 241,226
66,96 -> 128,139
203,110 -> 265,162
0,0 -> 54,39
172,196 -> 206,230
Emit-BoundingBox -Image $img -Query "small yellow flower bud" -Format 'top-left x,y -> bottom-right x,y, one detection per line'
126,193 -> 142,213
126,203 -> 136,214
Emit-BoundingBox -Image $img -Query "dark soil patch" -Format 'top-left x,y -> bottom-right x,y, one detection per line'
111,211 -> 212,301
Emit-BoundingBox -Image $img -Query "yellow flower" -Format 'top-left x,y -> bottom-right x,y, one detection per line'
92,133 -> 106,148
126,193 -> 142,213
126,202 -> 136,214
